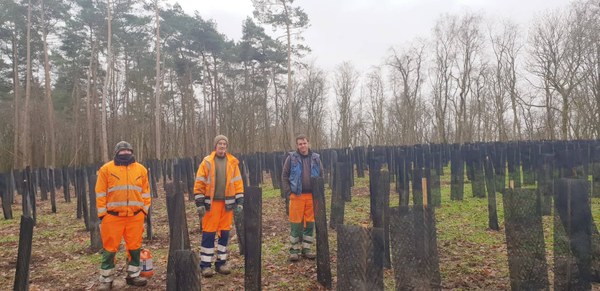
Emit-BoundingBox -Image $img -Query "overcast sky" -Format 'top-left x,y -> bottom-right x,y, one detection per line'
169,0 -> 571,73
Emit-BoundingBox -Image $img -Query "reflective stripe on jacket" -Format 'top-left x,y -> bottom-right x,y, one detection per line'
95,161 -> 151,218
193,152 -> 244,211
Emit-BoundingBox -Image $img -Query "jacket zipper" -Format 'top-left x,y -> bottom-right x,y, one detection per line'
126,164 -> 130,215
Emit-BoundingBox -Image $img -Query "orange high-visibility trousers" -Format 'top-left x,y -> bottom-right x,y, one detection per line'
202,200 -> 233,232
100,211 -> 145,252
289,193 -> 314,224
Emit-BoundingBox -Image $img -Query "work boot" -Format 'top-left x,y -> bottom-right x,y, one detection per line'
302,250 -> 316,260
202,267 -> 215,278
97,281 -> 112,291
289,253 -> 299,262
98,272 -> 113,291
216,263 -> 231,275
125,276 -> 148,287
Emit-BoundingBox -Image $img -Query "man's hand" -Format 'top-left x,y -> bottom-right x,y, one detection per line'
234,204 -> 243,215
197,205 -> 206,218
194,193 -> 205,220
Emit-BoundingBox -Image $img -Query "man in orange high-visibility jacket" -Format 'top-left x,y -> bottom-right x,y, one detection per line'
194,135 -> 244,278
96,141 -> 151,290
282,134 -> 323,262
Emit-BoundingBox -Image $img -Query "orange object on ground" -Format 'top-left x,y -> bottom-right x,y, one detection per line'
140,249 -> 154,278
202,200 -> 233,233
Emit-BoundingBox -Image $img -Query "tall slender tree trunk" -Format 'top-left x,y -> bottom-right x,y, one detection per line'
282,1 -> 294,149
100,0 -> 112,162
22,0 -> 32,168
201,72 -> 211,154
201,52 -> 215,146
168,70 -> 178,156
213,55 -> 220,138
509,61 -> 521,140
560,91 -> 569,140
188,70 -> 196,155
544,79 -> 555,140
86,36 -> 96,164
154,0 -> 162,160
12,29 -> 21,168
41,0 -> 56,167
263,82 -> 271,152
71,81 -> 81,166
271,72 -> 285,149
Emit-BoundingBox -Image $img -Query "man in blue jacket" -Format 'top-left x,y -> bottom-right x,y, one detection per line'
282,134 -> 323,261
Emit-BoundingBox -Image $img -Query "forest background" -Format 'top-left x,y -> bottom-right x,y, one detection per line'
0,0 -> 599,172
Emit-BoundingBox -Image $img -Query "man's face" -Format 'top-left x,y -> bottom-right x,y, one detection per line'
118,149 -> 132,155
216,140 -> 228,157
296,138 -> 309,155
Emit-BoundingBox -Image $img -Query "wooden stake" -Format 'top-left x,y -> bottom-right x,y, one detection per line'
422,177 -> 428,207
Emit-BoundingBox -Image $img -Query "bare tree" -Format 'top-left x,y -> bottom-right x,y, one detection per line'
576,0 -> 600,136
430,14 -> 457,144
504,25 -> 523,141
489,20 -> 522,141
389,41 -> 425,145
489,32 -> 509,141
364,67 -> 386,145
334,62 -> 359,148
298,62 -> 327,149
352,97 -> 369,146
470,62 -> 490,141
529,7 -> 590,140
453,12 -> 484,144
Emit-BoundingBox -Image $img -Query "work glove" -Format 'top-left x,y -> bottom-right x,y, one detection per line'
197,205 -> 206,218
234,204 -> 243,215
195,193 -> 206,219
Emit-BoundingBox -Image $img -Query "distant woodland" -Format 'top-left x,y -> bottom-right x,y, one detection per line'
0,0 -> 598,170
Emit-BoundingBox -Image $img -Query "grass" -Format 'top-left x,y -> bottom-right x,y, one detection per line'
1,167 -> 600,290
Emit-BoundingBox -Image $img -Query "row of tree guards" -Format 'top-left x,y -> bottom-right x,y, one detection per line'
3,139 -> 600,289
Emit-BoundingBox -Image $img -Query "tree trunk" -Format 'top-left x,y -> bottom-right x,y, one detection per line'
22,0 -> 32,168
12,28 -> 20,169
201,72 -> 210,154
271,71 -> 284,149
86,37 -> 96,164
544,79 -> 555,140
41,0 -> 56,167
212,55 -> 220,139
154,0 -> 162,160
188,69 -> 195,156
282,1 -> 294,150
263,83 -> 271,152
509,61 -> 521,140
71,81 -> 81,166
561,92 -> 569,140
100,0 -> 112,162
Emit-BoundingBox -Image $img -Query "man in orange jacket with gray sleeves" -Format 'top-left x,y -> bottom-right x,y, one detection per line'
194,135 -> 244,277
96,141 -> 151,290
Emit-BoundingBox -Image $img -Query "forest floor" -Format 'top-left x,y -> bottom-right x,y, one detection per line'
1,170 -> 600,290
